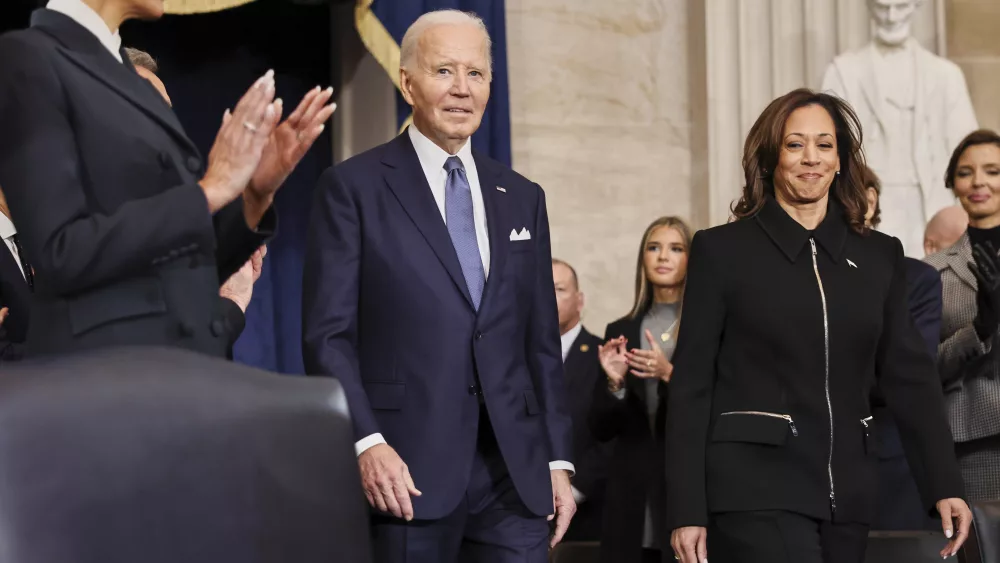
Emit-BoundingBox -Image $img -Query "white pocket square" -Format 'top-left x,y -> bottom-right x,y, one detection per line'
509,228 -> 531,241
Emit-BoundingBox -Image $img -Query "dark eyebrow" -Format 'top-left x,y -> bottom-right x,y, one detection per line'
785,133 -> 834,139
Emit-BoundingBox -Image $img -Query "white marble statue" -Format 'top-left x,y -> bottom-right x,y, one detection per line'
822,0 -> 978,257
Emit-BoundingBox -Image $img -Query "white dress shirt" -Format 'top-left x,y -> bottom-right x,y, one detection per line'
560,322 -> 582,362
47,0 -> 123,62
0,214 -> 25,280
356,126 -> 574,475
407,124 -> 490,275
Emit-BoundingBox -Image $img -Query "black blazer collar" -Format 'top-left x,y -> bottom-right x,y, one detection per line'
756,195 -> 848,263
30,9 -> 200,159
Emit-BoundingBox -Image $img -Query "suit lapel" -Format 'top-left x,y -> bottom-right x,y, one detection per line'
32,10 -> 200,158
381,134 -> 475,309
946,233 -> 977,291
476,152 -> 510,315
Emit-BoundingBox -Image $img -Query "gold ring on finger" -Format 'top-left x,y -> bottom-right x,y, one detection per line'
647,360 -> 653,367
243,121 -> 258,133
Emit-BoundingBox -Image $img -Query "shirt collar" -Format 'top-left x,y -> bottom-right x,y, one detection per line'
47,0 -> 123,62
560,322 -> 583,362
407,124 -> 474,176
0,213 -> 16,241
755,194 -> 848,263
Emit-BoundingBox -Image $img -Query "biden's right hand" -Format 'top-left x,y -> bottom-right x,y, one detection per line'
359,443 -> 422,521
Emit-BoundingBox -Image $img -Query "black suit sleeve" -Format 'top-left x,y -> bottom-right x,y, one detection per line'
213,199 -> 274,285
880,241 -> 965,511
220,296 -> 247,360
665,231 -> 727,530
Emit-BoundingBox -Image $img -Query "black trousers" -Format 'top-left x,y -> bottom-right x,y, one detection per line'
707,511 -> 868,563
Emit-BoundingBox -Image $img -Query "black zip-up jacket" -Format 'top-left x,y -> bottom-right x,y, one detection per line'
665,195 -> 963,529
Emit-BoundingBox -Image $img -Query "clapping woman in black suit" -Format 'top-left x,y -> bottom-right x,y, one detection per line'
0,0 -> 334,357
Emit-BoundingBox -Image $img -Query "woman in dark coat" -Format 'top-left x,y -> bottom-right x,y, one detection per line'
666,89 -> 971,563
591,216 -> 692,563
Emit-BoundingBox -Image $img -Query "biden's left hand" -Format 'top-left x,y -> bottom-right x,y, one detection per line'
548,469 -> 576,548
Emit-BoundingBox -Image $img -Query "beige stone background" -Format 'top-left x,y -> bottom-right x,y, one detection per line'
506,0 -> 691,334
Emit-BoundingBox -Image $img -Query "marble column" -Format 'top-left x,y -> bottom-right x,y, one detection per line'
506,0 -> 693,332
947,0 -> 1000,133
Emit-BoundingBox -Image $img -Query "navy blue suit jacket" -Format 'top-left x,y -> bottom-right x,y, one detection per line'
302,131 -> 572,520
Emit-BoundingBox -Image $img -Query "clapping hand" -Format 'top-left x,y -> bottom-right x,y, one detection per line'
625,329 -> 674,382
247,86 -> 337,207
969,241 -> 1000,341
597,336 -> 629,391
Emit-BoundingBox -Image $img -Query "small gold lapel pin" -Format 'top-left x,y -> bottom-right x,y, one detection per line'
580,344 -> 590,352
496,186 -> 506,193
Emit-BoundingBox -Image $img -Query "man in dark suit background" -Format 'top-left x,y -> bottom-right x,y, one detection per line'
303,9 -> 575,563
553,258 -> 609,542
864,165 -> 943,530
0,186 -> 32,362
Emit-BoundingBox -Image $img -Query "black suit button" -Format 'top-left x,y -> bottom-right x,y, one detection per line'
185,156 -> 201,173
475,331 -> 483,340
178,323 -> 195,337
210,319 -> 226,337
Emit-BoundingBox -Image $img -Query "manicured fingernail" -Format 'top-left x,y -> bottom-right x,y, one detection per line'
265,104 -> 275,118
325,86 -> 334,95
264,69 -> 274,79
274,98 -> 283,107
946,529 -> 953,538
331,102 -> 338,111
316,124 -> 325,134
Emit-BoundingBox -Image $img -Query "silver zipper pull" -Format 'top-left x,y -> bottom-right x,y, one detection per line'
787,418 -> 799,437
810,238 -> 818,256
861,416 -> 873,428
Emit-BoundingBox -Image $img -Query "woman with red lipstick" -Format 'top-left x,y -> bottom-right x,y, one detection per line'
666,89 -> 969,563
590,215 -> 691,563
925,129 -> 1000,502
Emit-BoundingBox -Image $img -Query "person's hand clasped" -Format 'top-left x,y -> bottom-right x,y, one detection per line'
200,70 -> 279,214
671,526 -> 707,563
597,335 -> 629,391
246,85 -> 337,211
937,497 -> 972,559
359,443 -> 422,521
548,469 -> 577,548
625,329 -> 674,382
219,245 -> 266,313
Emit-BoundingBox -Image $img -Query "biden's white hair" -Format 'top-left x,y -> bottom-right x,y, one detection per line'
399,10 -> 493,78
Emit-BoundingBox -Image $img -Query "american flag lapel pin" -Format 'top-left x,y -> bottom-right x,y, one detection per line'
496,186 -> 506,193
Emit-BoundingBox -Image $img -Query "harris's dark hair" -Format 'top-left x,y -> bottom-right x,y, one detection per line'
945,129 -> 1000,189
731,88 -> 869,234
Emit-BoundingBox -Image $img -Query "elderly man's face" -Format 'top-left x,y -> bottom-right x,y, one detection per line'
400,23 -> 490,152
869,0 -> 920,46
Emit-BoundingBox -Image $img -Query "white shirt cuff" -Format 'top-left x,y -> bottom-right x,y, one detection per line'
571,485 -> 586,504
612,387 -> 626,400
550,460 -> 576,476
355,433 -> 387,456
